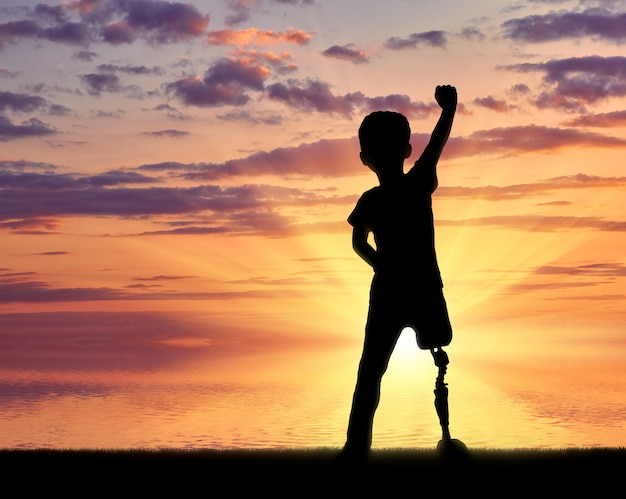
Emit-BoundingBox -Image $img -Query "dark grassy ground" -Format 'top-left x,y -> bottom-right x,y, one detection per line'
2,447 -> 623,495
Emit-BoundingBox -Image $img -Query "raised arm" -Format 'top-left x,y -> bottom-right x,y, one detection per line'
410,85 -> 457,192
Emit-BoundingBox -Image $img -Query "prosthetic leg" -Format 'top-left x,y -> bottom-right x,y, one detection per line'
431,347 -> 468,458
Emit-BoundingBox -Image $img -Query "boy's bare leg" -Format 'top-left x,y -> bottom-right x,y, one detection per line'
343,328 -> 398,456
344,364 -> 383,453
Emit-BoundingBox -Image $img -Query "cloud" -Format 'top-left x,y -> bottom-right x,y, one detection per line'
0,90 -> 71,117
0,271 -> 312,304
166,56 -> 270,107
0,217 -> 61,234
562,110 -> 626,127
503,56 -> 626,112
82,169 -> 160,187
348,92 -> 442,119
502,9 -> 626,43
385,30 -> 447,50
437,173 -> 626,201
224,0 -> 256,26
444,124 -> 626,158
133,274 -> 196,281
79,72 -> 142,97
0,91 -> 48,113
322,44 -> 369,64
80,72 -> 123,95
0,115 -> 56,141
0,20 -> 43,49
99,0 -> 211,45
96,63 -> 165,76
274,0 -> 315,4
143,129 -> 190,138
268,79 -> 354,116
0,67 -> 19,78
534,262 -> 626,278
0,1 -> 210,50
235,48 -> 298,74
207,28 -> 312,47
267,79 -> 442,118
0,167 -> 353,236
0,159 -> 58,171
72,49 -> 99,61
141,137 -> 361,180
139,125 -> 626,185
459,27 -> 485,42
216,110 -> 283,125
473,96 -> 510,113
438,214 -> 626,232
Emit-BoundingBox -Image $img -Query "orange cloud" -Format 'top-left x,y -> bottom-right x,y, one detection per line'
207,28 -> 313,47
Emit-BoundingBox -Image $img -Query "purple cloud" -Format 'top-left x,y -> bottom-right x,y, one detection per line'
0,90 -> 71,117
143,129 -> 190,138
502,9 -> 626,43
140,137 -> 361,180
113,0 -> 210,44
167,56 -> 269,107
385,30 -> 447,50
274,0 -> 315,4
0,91 -> 48,113
322,44 -> 369,64
72,50 -> 99,61
459,27 -> 484,42
0,1 -> 210,49
0,67 -> 19,78
137,123 -> 626,185
267,79 -> 461,119
0,115 -> 56,141
41,21 -> 91,45
96,63 -> 165,76
268,79 -> 353,116
349,92 -> 441,119
0,20 -> 40,48
437,173 -> 626,201
473,95 -> 510,113
0,159 -> 58,171
80,72 -> 123,95
445,124 -> 626,158
503,56 -> 626,112
81,169 -> 160,187
562,110 -> 626,127
0,217 -> 61,234
0,167 -> 353,237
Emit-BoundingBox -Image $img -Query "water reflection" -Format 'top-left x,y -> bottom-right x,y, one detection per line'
1,344 -> 624,449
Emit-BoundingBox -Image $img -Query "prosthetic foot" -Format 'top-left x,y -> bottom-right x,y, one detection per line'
431,347 -> 468,459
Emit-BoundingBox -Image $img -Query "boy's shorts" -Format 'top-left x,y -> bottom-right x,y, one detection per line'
365,274 -> 452,350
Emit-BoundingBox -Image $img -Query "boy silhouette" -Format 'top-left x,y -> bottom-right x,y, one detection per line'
343,85 -> 457,457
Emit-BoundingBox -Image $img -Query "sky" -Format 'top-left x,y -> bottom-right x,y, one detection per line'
1,0 -> 626,448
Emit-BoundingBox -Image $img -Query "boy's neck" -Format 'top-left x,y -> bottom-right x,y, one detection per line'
375,163 -> 404,187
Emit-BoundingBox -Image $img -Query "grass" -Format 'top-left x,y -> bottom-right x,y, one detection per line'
2,447 -> 623,495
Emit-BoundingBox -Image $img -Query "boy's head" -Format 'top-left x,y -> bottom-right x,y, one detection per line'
358,111 -> 411,171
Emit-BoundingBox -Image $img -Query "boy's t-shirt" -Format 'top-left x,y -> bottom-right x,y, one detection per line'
348,170 -> 442,290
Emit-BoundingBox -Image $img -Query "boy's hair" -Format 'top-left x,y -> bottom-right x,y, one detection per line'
358,111 -> 411,159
